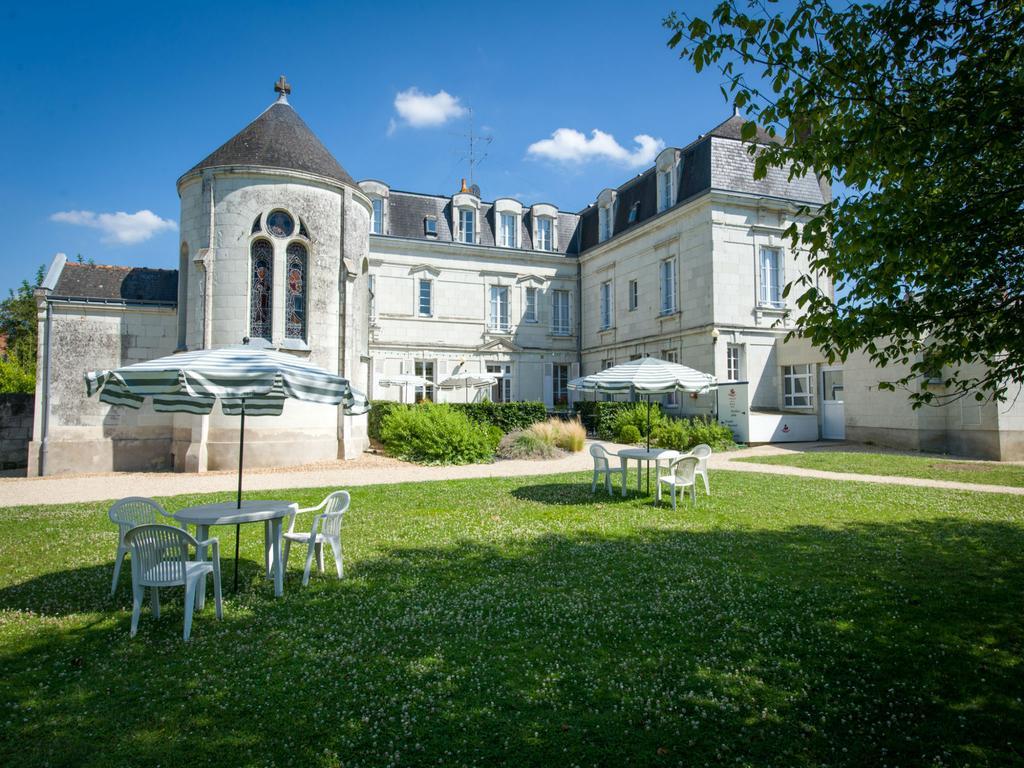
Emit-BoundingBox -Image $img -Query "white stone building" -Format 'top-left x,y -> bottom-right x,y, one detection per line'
26,82 -> 1023,474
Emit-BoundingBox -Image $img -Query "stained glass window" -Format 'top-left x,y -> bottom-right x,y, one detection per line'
267,210 -> 294,238
285,242 -> 307,340
251,215 -> 262,234
298,219 -> 310,239
250,240 -> 273,340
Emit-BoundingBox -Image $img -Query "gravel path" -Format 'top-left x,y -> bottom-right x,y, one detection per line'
2,441 -> 1021,507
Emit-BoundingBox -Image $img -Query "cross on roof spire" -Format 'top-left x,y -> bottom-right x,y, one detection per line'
274,75 -> 291,103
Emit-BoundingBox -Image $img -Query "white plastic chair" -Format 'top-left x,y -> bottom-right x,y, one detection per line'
108,496 -> 180,596
653,450 -> 681,502
658,455 -> 699,509
690,443 -> 712,495
124,524 -> 222,641
283,491 -> 350,586
590,444 -> 627,497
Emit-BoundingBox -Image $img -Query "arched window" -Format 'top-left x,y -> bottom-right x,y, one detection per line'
285,241 -> 307,340
250,239 -> 273,340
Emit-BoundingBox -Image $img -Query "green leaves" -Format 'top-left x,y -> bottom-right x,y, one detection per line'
664,0 -> 1024,405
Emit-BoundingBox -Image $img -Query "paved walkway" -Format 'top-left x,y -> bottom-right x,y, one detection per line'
1,441 -> 1021,507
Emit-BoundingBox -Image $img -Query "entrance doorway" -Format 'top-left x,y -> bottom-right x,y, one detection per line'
821,367 -> 845,440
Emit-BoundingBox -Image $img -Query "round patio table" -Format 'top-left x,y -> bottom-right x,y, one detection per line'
174,500 -> 297,600
616,447 -> 681,497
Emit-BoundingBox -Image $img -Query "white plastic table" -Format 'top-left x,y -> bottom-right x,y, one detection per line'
174,500 -> 297,599
617,448 -> 681,497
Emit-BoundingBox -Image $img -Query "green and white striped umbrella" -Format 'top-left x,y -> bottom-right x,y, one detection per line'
85,345 -> 368,417
86,344 -> 368,589
567,356 -> 717,395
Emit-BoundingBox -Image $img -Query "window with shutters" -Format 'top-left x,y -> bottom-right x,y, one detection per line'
660,257 -> 677,315
249,239 -> 273,340
524,286 -> 538,323
600,281 -> 613,330
552,290 -> 571,335
489,286 -> 510,331
552,364 -> 570,408
759,246 -> 784,308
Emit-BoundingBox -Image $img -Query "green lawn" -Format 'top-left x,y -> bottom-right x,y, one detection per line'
735,450 -> 1024,487
1,472 -> 1022,767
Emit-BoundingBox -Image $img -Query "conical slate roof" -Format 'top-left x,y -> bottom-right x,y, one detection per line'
183,100 -> 355,186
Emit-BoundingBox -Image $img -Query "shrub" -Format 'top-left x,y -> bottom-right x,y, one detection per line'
485,424 -> 504,452
651,420 -> 689,451
496,429 -> 564,460
379,403 -> 494,465
528,418 -> 586,453
448,401 -> 547,432
652,416 -> 736,452
611,402 -> 667,440
686,416 -> 736,451
368,401 -> 408,442
617,424 -> 642,444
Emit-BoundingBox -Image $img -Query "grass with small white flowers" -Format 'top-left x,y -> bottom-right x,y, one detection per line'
0,471 -> 1022,767
735,449 -> 1024,487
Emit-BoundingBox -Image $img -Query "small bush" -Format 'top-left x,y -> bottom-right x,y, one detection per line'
686,416 -> 736,451
379,403 -> 494,465
448,402 -> 547,432
496,430 -> 564,460
528,418 -> 586,453
485,424 -> 504,452
652,416 -> 736,452
617,424 -> 642,444
368,401 -> 408,442
611,402 -> 667,440
651,420 -> 689,451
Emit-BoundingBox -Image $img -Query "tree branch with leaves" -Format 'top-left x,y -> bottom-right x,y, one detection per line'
666,0 -> 1024,406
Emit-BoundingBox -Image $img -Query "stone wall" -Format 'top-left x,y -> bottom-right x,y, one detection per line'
0,394 -> 33,469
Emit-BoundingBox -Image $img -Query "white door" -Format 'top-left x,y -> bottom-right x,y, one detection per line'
821,367 -> 845,440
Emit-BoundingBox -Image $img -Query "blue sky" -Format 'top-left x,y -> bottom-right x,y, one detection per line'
0,0 -> 734,297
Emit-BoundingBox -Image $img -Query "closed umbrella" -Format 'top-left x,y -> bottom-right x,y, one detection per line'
569,357 -> 717,493
85,341 -> 368,588
378,374 -> 429,403
438,371 -> 498,403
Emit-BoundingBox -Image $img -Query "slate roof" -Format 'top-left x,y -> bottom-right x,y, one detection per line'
577,113 -> 827,252
183,100 -> 355,187
381,190 -> 581,256
52,263 -> 178,303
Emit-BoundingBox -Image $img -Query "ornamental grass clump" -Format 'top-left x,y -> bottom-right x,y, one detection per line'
496,429 -> 564,460
379,403 -> 494,465
528,418 -> 586,453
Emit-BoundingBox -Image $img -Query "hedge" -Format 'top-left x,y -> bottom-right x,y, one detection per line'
369,400 -> 546,441
573,401 -> 636,441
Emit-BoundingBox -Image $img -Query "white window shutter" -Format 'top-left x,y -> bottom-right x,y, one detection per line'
543,363 -> 554,409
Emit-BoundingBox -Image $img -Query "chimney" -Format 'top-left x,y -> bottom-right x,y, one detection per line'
460,178 -> 468,193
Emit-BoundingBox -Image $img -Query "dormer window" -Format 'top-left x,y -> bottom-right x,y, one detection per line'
627,201 -> 640,224
597,189 -> 616,243
499,213 -> 517,248
493,199 -> 523,250
424,216 -> 437,237
530,203 -> 559,252
359,180 -> 390,236
656,148 -> 680,213
536,217 -> 552,251
371,198 -> 384,234
459,208 -> 475,243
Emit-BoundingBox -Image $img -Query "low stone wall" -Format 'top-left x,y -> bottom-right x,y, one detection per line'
0,394 -> 33,469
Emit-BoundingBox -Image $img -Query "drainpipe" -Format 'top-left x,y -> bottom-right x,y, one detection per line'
39,298 -> 52,477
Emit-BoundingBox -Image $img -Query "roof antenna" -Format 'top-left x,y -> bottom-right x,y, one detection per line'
453,108 -> 492,194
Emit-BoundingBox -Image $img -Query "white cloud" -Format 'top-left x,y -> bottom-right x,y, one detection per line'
50,209 -> 177,245
527,128 -> 665,168
392,87 -> 468,129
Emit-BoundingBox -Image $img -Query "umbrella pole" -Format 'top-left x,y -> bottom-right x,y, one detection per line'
646,394 -> 651,495
235,399 -> 245,592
